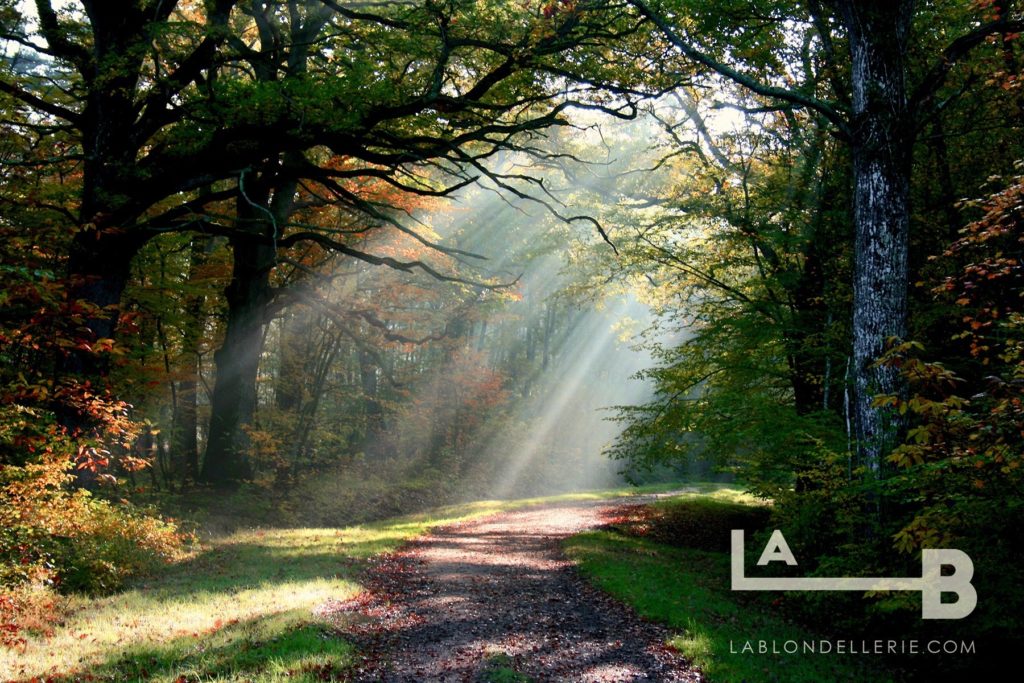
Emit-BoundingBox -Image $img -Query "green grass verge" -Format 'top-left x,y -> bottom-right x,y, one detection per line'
564,492 -> 897,683
1,482 -> 695,681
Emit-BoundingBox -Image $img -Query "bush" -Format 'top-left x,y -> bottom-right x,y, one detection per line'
2,448 -> 189,647
2,458 -> 188,591
649,498 -> 771,552
605,496 -> 771,552
47,493 -> 187,593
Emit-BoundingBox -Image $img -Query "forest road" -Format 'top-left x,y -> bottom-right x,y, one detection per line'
327,496 -> 702,682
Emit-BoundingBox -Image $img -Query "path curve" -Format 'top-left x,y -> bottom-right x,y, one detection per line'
328,498 -> 702,682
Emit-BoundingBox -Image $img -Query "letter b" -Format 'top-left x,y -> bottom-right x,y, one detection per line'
921,549 -> 977,620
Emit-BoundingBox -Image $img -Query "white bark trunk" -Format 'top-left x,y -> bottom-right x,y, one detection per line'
840,0 -> 915,473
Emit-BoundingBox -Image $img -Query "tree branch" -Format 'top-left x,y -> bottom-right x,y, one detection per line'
0,80 -> 81,124
910,15 -> 1024,113
626,0 -> 851,136
33,0 -> 92,75
278,231 -> 514,290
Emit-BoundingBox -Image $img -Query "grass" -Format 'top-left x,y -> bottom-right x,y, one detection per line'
564,489 -> 896,683
480,650 -> 531,682
1,482 -> 692,681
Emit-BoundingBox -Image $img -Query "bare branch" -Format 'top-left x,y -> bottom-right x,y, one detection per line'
278,230 -> 515,290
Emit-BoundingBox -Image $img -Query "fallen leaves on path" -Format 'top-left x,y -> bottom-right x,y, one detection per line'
319,501 -> 702,682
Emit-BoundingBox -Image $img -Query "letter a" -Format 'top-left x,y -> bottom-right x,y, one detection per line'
757,530 -> 798,566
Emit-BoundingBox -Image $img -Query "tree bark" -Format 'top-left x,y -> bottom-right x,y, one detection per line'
200,216 -> 276,485
838,0 -> 914,473
61,228 -> 144,375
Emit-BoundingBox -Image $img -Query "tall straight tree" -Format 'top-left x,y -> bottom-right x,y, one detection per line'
840,1 -> 913,473
627,0 -> 1023,472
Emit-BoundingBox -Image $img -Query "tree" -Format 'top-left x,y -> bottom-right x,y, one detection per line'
624,0 -> 1024,473
591,92 -> 851,491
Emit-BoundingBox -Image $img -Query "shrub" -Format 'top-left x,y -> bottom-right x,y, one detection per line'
606,497 -> 771,553
649,498 -> 771,552
1,448 -> 189,647
2,454 -> 188,593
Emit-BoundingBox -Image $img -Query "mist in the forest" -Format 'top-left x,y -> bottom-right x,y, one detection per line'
480,292 -> 661,496
287,109 -> 690,521
379,121 -> 674,497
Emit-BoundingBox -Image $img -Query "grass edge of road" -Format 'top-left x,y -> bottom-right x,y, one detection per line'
563,489 -> 899,683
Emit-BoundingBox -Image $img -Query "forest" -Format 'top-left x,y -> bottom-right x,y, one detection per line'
1,1 -> 1022,681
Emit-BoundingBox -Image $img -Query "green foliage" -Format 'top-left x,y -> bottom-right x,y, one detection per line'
85,619 -> 355,682
601,0 -> 1024,667
46,495 -> 187,595
480,651 -> 532,683
0,458 -> 188,594
867,171 -> 1024,647
732,171 -> 1024,669
604,93 -> 852,497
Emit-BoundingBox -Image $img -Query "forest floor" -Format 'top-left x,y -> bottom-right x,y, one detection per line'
327,496 -> 702,682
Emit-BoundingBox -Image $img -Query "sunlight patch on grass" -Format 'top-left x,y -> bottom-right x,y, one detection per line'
3,520 -> 465,680
650,485 -> 766,508
672,629 -> 713,664
480,650 -> 532,683
1,527 -> 364,681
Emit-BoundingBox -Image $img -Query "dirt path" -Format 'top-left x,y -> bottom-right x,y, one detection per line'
326,499 -> 702,682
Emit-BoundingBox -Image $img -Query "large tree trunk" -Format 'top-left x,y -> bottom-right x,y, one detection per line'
58,226 -> 146,486
839,0 -> 914,473
57,13 -> 149,477
200,227 -> 275,485
198,2 -> 324,483
201,169 -> 297,485
61,228 -> 143,375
